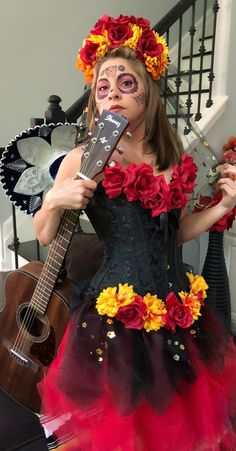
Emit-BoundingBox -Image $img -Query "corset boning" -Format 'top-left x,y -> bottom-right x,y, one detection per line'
85,185 -> 189,298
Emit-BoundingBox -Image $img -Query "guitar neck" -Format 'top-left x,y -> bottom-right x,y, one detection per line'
28,110 -> 129,315
30,209 -> 79,314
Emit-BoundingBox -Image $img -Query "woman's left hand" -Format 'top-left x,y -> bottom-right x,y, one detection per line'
216,164 -> 236,211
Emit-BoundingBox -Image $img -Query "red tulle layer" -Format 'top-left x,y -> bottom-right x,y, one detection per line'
39,318 -> 236,451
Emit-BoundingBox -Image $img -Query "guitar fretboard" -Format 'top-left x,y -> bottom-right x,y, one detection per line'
30,209 -> 79,314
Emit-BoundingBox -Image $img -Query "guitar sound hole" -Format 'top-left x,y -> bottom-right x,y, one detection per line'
18,304 -> 49,342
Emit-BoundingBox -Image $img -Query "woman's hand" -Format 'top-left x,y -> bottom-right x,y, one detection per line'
45,178 -> 97,211
216,164 -> 236,212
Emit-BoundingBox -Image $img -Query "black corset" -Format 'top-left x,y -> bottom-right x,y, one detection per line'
85,184 -> 189,298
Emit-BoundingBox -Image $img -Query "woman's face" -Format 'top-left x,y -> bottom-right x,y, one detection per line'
95,57 -> 146,126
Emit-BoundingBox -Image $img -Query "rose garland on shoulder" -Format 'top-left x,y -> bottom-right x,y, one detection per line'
102,153 -> 197,216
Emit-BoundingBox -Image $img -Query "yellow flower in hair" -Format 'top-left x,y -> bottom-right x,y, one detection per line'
88,30 -> 110,58
123,24 -> 142,50
142,293 -> 167,332
186,272 -> 208,299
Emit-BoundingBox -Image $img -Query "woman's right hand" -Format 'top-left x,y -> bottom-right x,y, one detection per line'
45,177 -> 97,211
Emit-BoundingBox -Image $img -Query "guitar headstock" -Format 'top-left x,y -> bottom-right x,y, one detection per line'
80,109 -> 129,180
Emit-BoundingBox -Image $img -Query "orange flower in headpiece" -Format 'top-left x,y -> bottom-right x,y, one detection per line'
76,14 -> 169,83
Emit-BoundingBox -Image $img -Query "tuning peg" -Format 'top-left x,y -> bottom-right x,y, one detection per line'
126,131 -> 132,139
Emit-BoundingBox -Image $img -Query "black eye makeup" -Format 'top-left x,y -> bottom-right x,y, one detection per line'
117,73 -> 138,94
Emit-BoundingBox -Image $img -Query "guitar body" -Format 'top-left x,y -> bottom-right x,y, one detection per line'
0,261 -> 72,413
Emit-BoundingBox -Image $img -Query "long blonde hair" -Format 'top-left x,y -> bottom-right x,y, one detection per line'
87,46 -> 183,170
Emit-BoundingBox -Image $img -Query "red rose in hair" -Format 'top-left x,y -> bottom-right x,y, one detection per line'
107,23 -> 133,47
169,185 -> 189,210
171,154 -> 197,193
116,295 -> 146,330
80,40 -> 99,64
134,17 -> 150,28
140,174 -> 170,216
115,15 -> 134,26
124,163 -> 158,202
165,292 -> 193,331
102,163 -> 128,198
90,15 -> 112,35
137,29 -> 163,59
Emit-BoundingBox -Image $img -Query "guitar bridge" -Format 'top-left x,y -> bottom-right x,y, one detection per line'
3,338 -> 39,373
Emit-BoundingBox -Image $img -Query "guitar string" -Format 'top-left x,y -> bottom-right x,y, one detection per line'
12,119 -> 126,356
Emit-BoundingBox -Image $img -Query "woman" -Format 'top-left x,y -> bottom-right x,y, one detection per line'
34,15 -> 236,451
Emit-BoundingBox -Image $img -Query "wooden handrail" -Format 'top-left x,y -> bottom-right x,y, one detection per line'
154,0 -> 196,34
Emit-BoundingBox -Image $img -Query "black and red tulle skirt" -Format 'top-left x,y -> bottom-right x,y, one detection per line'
39,296 -> 236,450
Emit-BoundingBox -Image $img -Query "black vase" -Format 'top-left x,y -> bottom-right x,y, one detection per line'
202,230 -> 231,329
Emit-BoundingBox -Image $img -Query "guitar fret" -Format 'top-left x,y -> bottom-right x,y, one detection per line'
55,242 -> 67,251
57,234 -> 70,243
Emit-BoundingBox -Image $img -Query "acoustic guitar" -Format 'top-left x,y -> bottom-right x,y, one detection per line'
0,110 -> 128,412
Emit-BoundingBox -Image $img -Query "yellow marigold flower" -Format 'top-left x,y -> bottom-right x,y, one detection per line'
117,283 -> 136,307
88,30 -> 110,58
142,293 -> 167,332
186,273 -> 208,299
96,283 -> 136,318
96,287 -> 118,317
179,291 -> 201,321
123,24 -> 142,50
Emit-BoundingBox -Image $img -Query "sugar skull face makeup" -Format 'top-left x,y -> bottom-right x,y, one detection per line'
95,57 -> 146,125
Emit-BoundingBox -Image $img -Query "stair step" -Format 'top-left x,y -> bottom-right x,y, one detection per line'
199,35 -> 213,41
167,68 -> 211,78
165,88 -> 210,97
182,50 -> 212,60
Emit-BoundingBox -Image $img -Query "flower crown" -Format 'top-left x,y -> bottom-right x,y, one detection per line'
76,14 -> 169,83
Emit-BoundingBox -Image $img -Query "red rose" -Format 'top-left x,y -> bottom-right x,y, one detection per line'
133,17 -> 150,28
89,15 -> 113,35
140,174 -> 170,216
115,15 -> 134,25
79,40 -> 99,64
107,23 -> 133,47
169,185 -> 189,210
223,136 -> 236,152
124,163 -> 159,202
102,163 -> 128,198
165,292 -> 193,331
116,295 -> 146,329
223,149 -> 236,164
194,191 -> 236,232
209,207 -> 236,232
137,29 -> 163,59
171,154 -> 197,193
